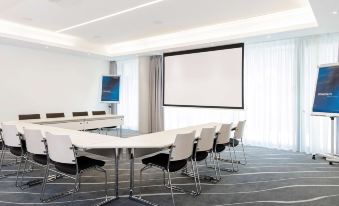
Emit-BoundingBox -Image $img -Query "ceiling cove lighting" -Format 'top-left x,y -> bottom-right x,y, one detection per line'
56,0 -> 165,33
106,7 -> 317,56
0,19 -> 78,47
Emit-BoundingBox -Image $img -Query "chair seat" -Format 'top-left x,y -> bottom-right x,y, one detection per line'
142,153 -> 187,172
9,147 -> 22,156
32,154 -> 48,165
226,138 -> 239,147
193,151 -> 209,161
54,156 -> 105,175
215,144 -> 226,153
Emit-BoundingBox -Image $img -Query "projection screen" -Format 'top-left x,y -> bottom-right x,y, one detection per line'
163,43 -> 244,109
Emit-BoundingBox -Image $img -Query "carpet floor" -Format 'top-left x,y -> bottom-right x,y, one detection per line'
1,131 -> 338,206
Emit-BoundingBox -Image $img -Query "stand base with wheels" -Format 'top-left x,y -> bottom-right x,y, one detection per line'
311,116 -> 339,165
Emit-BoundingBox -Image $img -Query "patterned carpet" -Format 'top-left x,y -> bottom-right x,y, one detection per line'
1,131 -> 339,206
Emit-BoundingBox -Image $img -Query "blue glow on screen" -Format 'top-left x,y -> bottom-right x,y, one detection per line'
101,76 -> 120,102
313,66 -> 339,113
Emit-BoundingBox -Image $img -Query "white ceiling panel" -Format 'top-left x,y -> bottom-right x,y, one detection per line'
64,0 -> 308,44
0,0 -> 152,31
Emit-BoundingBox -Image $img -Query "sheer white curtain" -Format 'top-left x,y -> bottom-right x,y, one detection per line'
117,59 -> 139,130
164,33 -> 339,153
244,39 -> 298,150
299,34 -> 339,154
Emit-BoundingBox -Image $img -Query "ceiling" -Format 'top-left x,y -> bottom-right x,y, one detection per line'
0,0 -> 338,58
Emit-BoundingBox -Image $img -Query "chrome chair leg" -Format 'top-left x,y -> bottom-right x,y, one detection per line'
40,162 -> 50,202
0,146 -> 5,177
94,166 -> 108,201
19,157 -> 29,189
139,165 -> 150,197
241,140 -> 247,165
193,159 -> 201,193
15,155 -> 25,187
190,159 -> 200,195
167,172 -> 176,206
232,144 -> 239,172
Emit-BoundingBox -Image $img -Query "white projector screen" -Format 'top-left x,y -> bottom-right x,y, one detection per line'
163,43 -> 244,109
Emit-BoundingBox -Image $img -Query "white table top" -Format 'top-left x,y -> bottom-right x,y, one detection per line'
20,114 -> 124,124
89,122 -> 223,149
3,121 -> 123,150
3,120 -> 224,150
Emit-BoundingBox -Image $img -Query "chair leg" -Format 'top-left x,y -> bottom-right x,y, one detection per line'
15,155 -> 24,187
0,146 -> 5,177
214,153 -> 221,180
193,159 -> 201,193
103,170 -> 108,200
211,152 -> 220,181
19,157 -> 29,189
228,146 -> 235,172
167,171 -> 176,206
139,165 -> 150,197
40,162 -> 50,202
232,145 -> 239,172
190,159 -> 199,195
241,140 -> 247,165
163,169 -> 166,186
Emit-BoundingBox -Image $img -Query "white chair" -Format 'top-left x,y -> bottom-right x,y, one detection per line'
231,120 -> 247,165
42,132 -> 108,204
190,127 -> 218,193
213,123 -> 237,172
140,131 -> 197,206
0,124 -> 26,185
19,128 -> 62,194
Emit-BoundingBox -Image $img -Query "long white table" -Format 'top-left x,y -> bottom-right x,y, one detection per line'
2,118 -> 224,206
19,114 -> 124,136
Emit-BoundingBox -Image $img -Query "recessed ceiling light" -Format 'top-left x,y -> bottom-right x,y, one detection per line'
56,0 -> 164,33
332,11 -> 338,15
266,35 -> 272,39
45,46 -> 49,49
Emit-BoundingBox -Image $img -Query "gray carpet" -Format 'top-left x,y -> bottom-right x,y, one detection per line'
1,131 -> 339,206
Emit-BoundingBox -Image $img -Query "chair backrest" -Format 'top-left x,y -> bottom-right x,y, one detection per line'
23,128 -> 46,155
196,127 -> 216,152
234,120 -> 246,140
170,131 -> 196,161
72,111 -> 88,117
92,111 -> 106,115
18,114 -> 41,120
46,113 -> 65,118
45,132 -> 75,164
1,124 -> 21,147
217,123 -> 233,144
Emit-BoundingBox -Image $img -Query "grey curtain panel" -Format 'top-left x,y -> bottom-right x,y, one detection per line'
149,56 -> 164,132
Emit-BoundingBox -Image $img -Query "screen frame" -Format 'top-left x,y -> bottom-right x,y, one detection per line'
311,63 -> 339,117
162,43 -> 244,109
100,75 -> 121,103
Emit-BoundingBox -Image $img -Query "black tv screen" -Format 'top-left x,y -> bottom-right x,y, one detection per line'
101,76 -> 120,102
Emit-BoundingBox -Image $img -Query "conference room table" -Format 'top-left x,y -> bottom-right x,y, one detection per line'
3,119 -> 223,206
24,114 -> 124,137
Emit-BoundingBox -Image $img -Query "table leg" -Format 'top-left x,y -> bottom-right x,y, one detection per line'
120,125 -> 122,137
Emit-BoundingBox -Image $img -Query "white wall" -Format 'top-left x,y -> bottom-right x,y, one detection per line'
0,43 -> 110,122
138,56 -> 151,134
